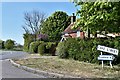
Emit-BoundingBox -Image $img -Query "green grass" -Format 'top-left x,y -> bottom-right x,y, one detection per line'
14,56 -> 120,78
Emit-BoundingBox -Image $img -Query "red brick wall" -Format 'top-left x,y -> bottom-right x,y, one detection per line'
80,32 -> 85,39
64,32 -> 85,39
69,33 -> 77,38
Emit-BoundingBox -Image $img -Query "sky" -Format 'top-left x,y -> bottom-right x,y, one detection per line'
1,2 -> 78,45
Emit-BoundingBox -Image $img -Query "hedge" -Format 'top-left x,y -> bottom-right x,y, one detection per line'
38,42 -> 45,55
56,38 -> 120,64
56,42 -> 69,58
29,41 -> 44,53
23,34 -> 34,52
38,42 -> 57,55
28,41 -> 58,55
45,42 -> 57,56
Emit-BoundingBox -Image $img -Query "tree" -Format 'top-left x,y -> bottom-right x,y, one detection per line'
0,40 -> 5,49
73,1 -> 120,37
4,39 -> 15,50
22,10 -> 46,41
41,11 -> 71,41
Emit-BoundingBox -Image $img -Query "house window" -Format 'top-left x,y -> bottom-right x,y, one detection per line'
77,31 -> 80,37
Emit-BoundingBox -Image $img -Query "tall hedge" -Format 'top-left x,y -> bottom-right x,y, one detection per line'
23,33 -> 34,52
27,40 -> 58,55
29,41 -> 43,53
46,42 -> 57,56
38,42 -> 45,55
56,38 -> 120,64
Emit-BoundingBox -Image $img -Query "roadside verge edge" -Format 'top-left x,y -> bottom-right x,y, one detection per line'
9,59 -> 79,78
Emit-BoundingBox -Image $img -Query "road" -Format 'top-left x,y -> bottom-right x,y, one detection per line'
0,51 -> 47,78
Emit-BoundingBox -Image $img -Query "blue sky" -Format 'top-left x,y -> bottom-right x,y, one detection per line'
1,2 -> 78,45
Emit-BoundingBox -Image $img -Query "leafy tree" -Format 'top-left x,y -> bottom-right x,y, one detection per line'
73,1 -> 120,37
41,11 -> 71,41
22,10 -> 46,41
4,39 -> 15,50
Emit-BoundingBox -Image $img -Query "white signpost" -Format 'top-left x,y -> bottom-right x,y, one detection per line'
97,45 -> 118,56
97,45 -> 119,68
98,55 -> 115,61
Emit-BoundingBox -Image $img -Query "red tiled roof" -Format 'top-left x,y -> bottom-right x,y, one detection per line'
63,23 -> 80,34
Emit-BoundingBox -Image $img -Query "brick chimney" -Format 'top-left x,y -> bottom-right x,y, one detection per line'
71,13 -> 76,23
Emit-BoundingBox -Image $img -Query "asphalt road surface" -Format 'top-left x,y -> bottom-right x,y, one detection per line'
0,51 -> 29,60
0,51 -> 47,78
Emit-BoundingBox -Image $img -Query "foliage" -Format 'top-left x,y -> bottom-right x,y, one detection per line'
56,42 -> 69,58
13,44 -> 23,51
37,33 -> 48,41
41,11 -> 71,41
4,39 -> 15,50
73,2 -> 120,35
29,41 -> 42,53
0,40 -> 5,49
45,42 -> 57,56
23,33 -> 34,52
38,42 -> 45,55
56,38 -> 120,64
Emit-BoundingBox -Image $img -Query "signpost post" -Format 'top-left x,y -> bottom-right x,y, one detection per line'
97,45 -> 119,68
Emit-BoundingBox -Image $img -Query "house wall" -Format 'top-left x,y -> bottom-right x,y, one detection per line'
69,32 -> 85,39
80,32 -> 85,39
69,33 -> 76,38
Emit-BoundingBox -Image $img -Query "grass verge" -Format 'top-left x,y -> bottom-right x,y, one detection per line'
14,56 -> 120,78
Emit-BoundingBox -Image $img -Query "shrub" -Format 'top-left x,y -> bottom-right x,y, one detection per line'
45,42 -> 57,55
38,42 -> 45,55
29,41 -> 44,53
56,41 -> 69,58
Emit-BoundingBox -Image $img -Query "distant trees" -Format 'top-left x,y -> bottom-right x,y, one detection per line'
41,11 -> 71,41
0,40 -> 5,49
4,39 -> 15,50
0,39 -> 23,50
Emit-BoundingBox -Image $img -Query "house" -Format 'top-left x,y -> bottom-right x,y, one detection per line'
96,32 -> 120,38
61,13 -> 85,42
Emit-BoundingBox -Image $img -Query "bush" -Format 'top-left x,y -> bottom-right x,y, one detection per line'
56,38 -> 120,64
29,41 -> 44,53
45,42 -> 57,56
56,41 -> 69,58
38,42 -> 45,55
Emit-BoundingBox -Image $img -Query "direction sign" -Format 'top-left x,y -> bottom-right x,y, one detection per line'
98,55 -> 115,61
97,45 -> 119,56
